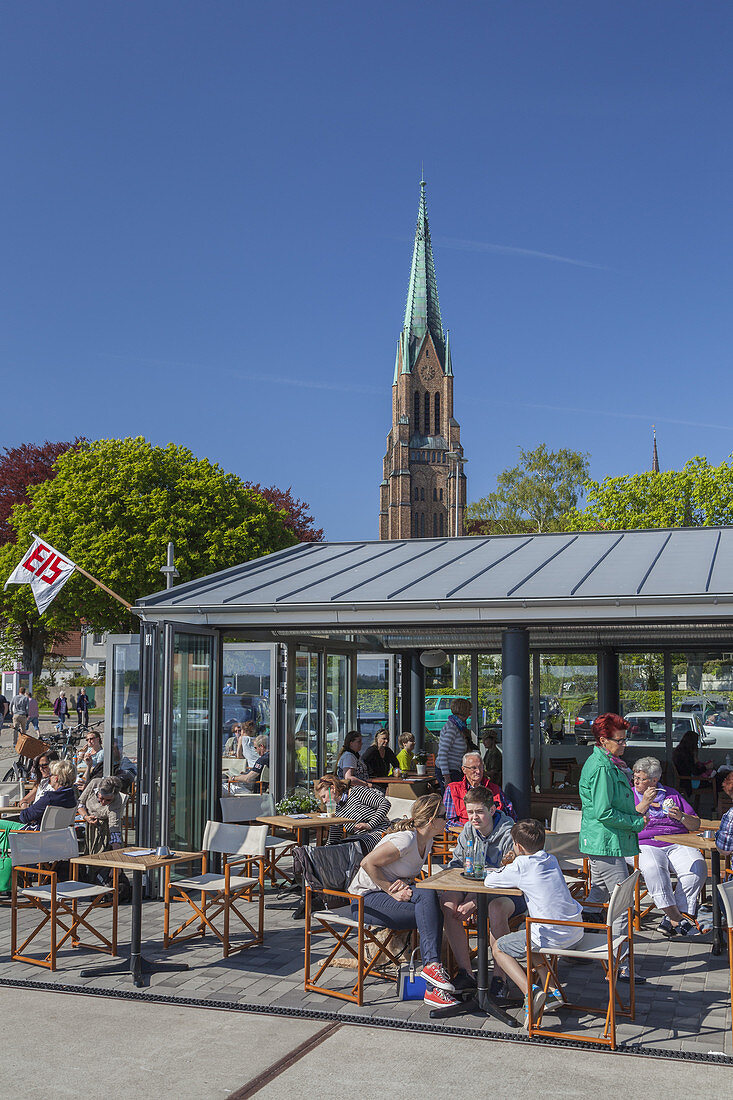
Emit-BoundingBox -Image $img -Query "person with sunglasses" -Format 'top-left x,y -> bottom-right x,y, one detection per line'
348,792 -> 462,1009
578,712 -> 653,981
19,751 -> 60,808
79,775 -> 124,851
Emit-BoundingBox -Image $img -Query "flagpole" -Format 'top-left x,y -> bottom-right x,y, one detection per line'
71,563 -> 133,612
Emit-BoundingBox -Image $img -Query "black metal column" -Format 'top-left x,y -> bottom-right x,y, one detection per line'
598,650 -> 620,715
410,654 -> 425,752
502,628 -> 531,820
399,653 -> 412,738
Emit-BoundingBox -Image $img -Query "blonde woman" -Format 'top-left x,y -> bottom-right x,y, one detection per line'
0,759 -> 78,895
348,793 -> 459,1010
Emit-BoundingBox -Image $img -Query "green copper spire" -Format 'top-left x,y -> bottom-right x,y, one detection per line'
400,180 -> 446,373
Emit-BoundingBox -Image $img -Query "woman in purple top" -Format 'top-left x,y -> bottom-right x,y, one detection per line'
631,756 -> 706,938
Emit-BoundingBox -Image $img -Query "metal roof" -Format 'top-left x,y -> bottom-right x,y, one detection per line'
137,529 -> 733,638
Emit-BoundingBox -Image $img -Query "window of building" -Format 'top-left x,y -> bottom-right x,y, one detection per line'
424,392 -> 431,435
439,513 -> 444,536
439,488 -> 443,501
434,392 -> 440,434
433,513 -> 437,536
413,512 -> 419,537
414,487 -> 419,501
420,487 -> 425,500
420,513 -> 425,537
433,487 -> 437,500
413,391 -> 420,434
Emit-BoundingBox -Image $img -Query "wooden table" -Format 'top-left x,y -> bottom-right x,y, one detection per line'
72,847 -> 204,986
370,776 -> 434,798
653,831 -> 723,955
0,806 -> 24,819
416,865 -> 522,1027
255,814 -> 352,846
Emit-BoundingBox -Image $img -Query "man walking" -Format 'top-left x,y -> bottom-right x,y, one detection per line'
10,686 -> 30,736
76,687 -> 90,729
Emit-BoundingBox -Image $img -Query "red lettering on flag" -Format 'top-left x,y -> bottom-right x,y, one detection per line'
22,543 -> 50,575
38,554 -> 66,585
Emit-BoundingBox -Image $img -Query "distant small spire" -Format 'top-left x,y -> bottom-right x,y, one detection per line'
652,425 -> 660,473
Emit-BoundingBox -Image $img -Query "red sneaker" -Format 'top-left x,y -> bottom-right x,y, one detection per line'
419,962 -> 455,991
424,986 -> 461,1009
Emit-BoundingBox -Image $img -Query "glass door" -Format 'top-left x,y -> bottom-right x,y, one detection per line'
169,630 -> 215,853
295,650 -> 319,791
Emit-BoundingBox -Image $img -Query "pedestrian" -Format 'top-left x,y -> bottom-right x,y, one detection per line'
10,686 -> 30,736
53,689 -> 70,731
76,687 -> 90,729
0,693 -> 8,725
27,692 -> 40,732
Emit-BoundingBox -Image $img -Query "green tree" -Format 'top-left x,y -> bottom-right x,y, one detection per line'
565,456 -> 733,531
0,437 -> 299,676
466,444 -> 591,535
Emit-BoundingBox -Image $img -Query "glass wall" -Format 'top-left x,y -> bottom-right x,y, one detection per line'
295,650 -> 319,791
220,640 -> 273,793
109,637 -> 140,775
169,632 -> 213,852
671,651 -> 733,771
326,654 -> 348,771
356,655 -> 390,751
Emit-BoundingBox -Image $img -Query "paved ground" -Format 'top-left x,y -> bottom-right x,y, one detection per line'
0,988 -> 731,1099
0,861 -> 730,1061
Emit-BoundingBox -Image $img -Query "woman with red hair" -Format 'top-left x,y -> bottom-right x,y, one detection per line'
578,713 -> 655,981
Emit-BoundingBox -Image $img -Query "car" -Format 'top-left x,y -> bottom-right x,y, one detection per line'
623,711 -> 716,750
574,701 -> 598,744
424,695 -> 472,734
221,694 -> 270,746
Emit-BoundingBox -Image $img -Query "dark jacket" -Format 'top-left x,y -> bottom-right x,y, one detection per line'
53,697 -> 69,718
19,785 -> 77,828
76,693 -> 90,715
362,743 -> 400,778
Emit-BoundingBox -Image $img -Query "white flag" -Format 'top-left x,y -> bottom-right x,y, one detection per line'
5,535 -> 76,614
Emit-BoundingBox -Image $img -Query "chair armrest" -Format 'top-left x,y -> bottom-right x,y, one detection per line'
14,865 -> 56,881
305,885 -> 360,903
525,915 -> 610,930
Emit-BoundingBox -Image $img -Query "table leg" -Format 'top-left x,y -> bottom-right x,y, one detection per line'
711,849 -> 723,956
80,870 -> 190,986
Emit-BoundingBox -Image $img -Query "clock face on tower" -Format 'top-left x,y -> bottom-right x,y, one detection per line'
421,361 -> 436,382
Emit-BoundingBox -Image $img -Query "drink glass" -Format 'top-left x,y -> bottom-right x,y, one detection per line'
473,851 -> 485,879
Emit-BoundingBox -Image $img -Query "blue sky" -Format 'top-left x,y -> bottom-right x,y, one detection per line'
3,2 -> 733,540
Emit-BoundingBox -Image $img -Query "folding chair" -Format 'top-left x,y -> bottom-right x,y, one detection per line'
544,831 -> 589,900
9,827 -> 118,971
550,807 -> 582,833
164,821 -> 267,957
526,870 -> 640,1051
0,780 -> 24,804
385,797 -> 415,823
717,880 -> 733,1047
219,792 -> 294,886
40,804 -> 77,830
549,758 -> 574,788
304,843 -> 407,1005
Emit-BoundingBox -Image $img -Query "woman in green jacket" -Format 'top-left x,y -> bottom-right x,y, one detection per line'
579,713 -> 655,979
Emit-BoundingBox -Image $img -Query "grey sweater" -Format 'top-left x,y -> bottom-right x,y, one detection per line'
448,812 -> 515,870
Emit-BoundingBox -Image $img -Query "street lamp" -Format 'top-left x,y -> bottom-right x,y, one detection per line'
445,451 -> 468,538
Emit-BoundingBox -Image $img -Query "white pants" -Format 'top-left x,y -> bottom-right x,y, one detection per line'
633,843 -> 707,915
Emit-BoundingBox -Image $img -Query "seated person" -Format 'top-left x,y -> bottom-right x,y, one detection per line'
672,730 -> 714,798
481,728 -> 502,785
631,756 -> 706,937
349,793 -> 465,1010
80,729 -> 104,785
715,766 -> 733,853
314,774 -> 390,852
229,735 -> 269,791
486,818 -> 584,1028
223,723 -> 241,755
440,786 -> 519,997
396,732 -> 416,774
335,731 -> 370,787
362,729 -> 401,779
443,751 -> 515,828
235,720 -> 259,768
79,775 -> 124,852
19,750 -> 60,807
0,760 -> 79,896
295,733 -> 317,782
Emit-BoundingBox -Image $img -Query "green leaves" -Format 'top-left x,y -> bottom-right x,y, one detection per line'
467,444 -> 591,535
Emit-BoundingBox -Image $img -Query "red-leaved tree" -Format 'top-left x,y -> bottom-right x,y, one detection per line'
0,440 -> 83,545
245,483 -> 324,542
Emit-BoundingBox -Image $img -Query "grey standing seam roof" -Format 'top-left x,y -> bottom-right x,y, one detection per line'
137,528 -> 733,611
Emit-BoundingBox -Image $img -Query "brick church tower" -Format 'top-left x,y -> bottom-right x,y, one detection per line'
379,181 -> 466,539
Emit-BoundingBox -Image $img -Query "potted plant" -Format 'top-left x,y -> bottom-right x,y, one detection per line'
276,792 -> 320,815
414,751 -> 428,776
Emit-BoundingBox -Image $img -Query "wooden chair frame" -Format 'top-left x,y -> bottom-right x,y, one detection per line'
717,880 -> 733,1048
11,863 -> 118,971
304,884 -> 406,1005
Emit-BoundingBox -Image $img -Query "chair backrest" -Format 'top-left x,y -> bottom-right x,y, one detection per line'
606,870 -> 640,928
550,807 -> 582,833
299,840 -> 363,893
219,792 -> 273,823
718,880 -> 733,928
201,819 -> 268,859
40,804 -> 77,831
258,766 -> 270,790
386,796 -> 415,822
9,826 -> 78,866
0,780 -> 23,802
544,831 -> 583,861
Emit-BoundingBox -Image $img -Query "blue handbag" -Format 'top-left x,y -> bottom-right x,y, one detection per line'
397,948 -> 427,1000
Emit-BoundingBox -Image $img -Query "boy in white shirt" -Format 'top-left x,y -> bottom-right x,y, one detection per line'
484,818 -> 583,1028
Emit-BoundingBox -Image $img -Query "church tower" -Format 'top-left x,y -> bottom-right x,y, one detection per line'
379,181 -> 466,539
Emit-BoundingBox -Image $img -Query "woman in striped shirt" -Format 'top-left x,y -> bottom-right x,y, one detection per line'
315,774 -> 390,853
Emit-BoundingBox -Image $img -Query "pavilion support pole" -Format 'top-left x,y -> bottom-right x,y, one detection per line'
663,651 -> 674,785
502,628 -> 531,820
598,650 -> 620,715
410,654 -> 425,753
400,653 -> 412,739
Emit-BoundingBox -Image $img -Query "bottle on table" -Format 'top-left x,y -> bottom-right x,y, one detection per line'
473,837 -> 485,879
464,834 -> 475,877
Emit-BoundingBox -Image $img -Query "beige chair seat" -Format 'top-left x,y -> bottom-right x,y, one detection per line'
311,905 -> 383,931
174,872 -> 258,893
20,881 -> 113,902
540,931 -> 628,959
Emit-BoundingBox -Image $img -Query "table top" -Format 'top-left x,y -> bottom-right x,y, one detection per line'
415,865 -> 522,895
0,806 -> 23,816
70,847 -> 204,872
255,813 -> 352,830
652,832 -> 719,851
370,775 -> 431,784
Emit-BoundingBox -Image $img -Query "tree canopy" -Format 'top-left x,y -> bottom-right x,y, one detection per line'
244,483 -> 323,542
0,437 -> 301,675
466,444 -> 591,535
0,440 -> 82,545
565,455 -> 733,531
